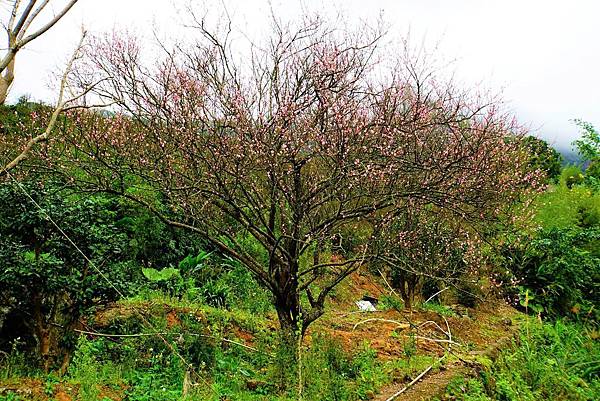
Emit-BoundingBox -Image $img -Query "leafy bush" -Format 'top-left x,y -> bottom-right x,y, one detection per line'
0,180 -> 141,368
503,227 -> 600,318
195,256 -> 272,314
522,135 -> 562,182
561,165 -> 585,189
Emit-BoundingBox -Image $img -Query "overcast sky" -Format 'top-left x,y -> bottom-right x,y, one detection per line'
5,0 -> 600,152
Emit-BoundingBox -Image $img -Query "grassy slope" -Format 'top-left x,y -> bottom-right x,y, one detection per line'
0,270 -> 533,401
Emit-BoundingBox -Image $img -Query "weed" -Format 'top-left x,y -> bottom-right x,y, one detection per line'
403,333 -> 417,360
0,339 -> 30,380
421,302 -> 457,317
69,336 -> 101,401
441,375 -> 492,401
439,320 -> 600,401
0,393 -> 23,401
378,294 -> 404,312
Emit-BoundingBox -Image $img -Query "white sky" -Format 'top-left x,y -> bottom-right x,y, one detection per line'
6,0 -> 600,151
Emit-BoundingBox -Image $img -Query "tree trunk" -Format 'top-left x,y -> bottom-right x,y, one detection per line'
274,294 -> 300,349
0,57 -> 15,104
272,258 -> 302,345
59,348 -> 72,376
395,271 -> 421,310
273,293 -> 301,391
32,292 -> 51,372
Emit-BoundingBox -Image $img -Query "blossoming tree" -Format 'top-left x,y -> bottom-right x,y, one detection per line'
58,17 -> 536,344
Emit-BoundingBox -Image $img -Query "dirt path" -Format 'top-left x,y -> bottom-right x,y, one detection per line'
371,361 -> 469,401
371,332 -> 518,401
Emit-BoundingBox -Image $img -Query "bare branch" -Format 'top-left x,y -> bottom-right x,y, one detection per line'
18,0 -> 78,47
0,0 -> 80,103
1,30 -> 86,176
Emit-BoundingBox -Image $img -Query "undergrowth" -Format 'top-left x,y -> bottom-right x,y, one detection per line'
437,319 -> 600,401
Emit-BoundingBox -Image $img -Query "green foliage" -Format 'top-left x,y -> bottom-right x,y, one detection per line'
0,179 -> 143,366
503,227 -> 600,318
115,206 -> 201,274
142,267 -> 182,282
0,100 -> 51,138
0,339 -> 30,380
193,255 -> 272,313
531,183 -> 600,230
0,392 -> 24,401
351,342 -> 390,399
302,335 -> 355,401
522,135 -> 562,182
178,250 -> 212,273
573,119 -> 600,163
439,320 -> 600,401
586,160 -> 600,181
69,336 -> 102,401
493,320 -> 599,400
378,294 -> 404,312
421,302 -> 457,317
0,181 -> 135,303
66,333 -> 186,401
124,351 -> 184,401
139,244 -> 272,313
442,375 -> 492,401
302,338 -> 390,401
402,333 -> 417,359
141,266 -> 185,297
560,164 -> 585,189
572,120 -> 600,188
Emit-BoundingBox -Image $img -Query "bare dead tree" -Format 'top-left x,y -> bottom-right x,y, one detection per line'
0,0 -> 80,104
0,29 -> 89,177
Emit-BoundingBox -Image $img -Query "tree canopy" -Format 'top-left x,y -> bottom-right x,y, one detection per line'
46,18 -> 541,343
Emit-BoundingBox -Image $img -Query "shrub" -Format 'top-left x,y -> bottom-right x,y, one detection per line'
491,320 -> 600,401
0,180 -> 139,370
194,256 -> 272,313
503,228 -> 600,319
561,165 -> 585,189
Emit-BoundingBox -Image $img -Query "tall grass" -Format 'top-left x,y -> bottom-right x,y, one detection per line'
441,319 -> 600,401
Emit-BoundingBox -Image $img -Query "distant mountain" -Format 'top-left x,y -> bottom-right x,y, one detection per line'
555,146 -> 582,165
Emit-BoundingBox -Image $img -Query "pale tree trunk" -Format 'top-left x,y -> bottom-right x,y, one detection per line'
0,57 -> 15,104
0,0 -> 80,105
